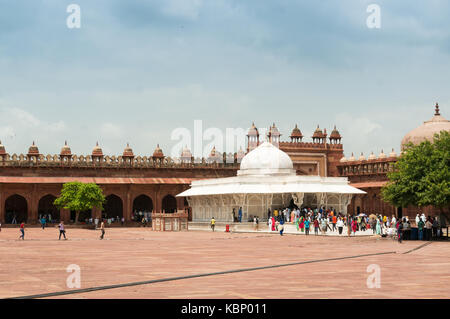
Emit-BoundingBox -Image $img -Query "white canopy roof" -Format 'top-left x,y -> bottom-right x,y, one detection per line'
177,141 -> 366,197
177,174 -> 365,197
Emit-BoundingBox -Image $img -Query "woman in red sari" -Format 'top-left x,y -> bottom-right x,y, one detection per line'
299,217 -> 305,232
271,216 -> 276,231
351,219 -> 358,235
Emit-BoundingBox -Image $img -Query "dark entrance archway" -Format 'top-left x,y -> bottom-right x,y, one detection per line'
162,194 -> 177,213
133,194 -> 153,213
38,194 -> 60,223
5,194 -> 28,224
70,210 -> 92,223
104,194 -> 123,219
133,194 -> 153,223
397,207 -> 403,219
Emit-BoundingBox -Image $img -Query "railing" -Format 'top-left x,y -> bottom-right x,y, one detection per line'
151,210 -> 189,231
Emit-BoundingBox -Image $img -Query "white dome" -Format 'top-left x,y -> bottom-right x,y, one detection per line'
238,141 -> 295,176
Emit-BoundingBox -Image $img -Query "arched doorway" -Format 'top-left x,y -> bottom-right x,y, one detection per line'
162,194 -> 177,213
132,194 -> 153,221
5,194 -> 28,224
38,194 -> 60,223
70,210 -> 92,224
104,194 -> 123,219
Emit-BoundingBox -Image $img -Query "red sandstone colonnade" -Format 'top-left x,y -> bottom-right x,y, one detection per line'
0,181 -> 190,224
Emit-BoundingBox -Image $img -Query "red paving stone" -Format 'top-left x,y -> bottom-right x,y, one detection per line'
0,227 -> 449,299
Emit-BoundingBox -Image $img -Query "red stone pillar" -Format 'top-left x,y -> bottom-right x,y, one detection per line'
61,208 -> 70,223
125,189 -> 132,222
0,188 -> 4,224
154,188 -> 161,214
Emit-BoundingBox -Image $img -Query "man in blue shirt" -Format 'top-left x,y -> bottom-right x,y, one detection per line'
41,216 -> 47,230
304,219 -> 310,235
238,207 -> 242,223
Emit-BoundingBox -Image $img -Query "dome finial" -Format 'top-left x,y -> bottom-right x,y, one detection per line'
435,102 -> 440,116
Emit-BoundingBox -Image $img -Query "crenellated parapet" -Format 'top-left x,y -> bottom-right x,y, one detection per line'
279,141 -> 343,150
337,151 -> 398,177
0,153 -> 241,168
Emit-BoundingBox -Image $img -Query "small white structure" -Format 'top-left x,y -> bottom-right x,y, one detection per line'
177,142 -> 365,222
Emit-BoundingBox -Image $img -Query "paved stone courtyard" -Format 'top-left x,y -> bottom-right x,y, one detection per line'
0,227 -> 449,299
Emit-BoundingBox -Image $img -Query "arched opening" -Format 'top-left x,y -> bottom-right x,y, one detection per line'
132,194 -> 153,222
162,194 -> 177,213
104,194 -> 123,220
5,194 -> 28,224
288,198 -> 298,210
38,194 -> 60,223
70,210 -> 92,224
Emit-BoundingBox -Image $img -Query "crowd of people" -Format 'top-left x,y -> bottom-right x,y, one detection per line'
246,207 -> 446,241
131,210 -> 152,227
264,207 -> 349,236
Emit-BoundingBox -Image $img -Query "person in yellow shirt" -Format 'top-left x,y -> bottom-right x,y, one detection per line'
210,217 -> 216,232
274,210 -> 278,218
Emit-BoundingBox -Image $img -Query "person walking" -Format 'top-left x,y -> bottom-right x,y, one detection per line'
402,218 -> 409,240
351,219 -> 358,235
268,216 -> 273,232
304,219 -> 310,235
418,218 -> 425,241
19,222 -> 25,240
121,217 -> 124,226
397,220 -> 403,243
279,219 -> 284,236
299,217 -> 305,233
255,216 -> 259,231
432,217 -> 438,240
99,220 -> 105,240
337,218 -> 344,235
210,217 -> 216,232
425,218 -> 433,240
58,221 -> 67,240
40,216 -> 47,230
314,218 -> 319,235
238,207 -> 242,223
376,218 -> 382,235
321,218 -> 328,235
332,215 -> 337,232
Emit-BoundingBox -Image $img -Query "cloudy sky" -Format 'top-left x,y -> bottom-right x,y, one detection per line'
0,0 -> 449,159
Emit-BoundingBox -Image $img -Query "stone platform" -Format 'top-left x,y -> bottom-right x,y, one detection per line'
0,227 -> 449,299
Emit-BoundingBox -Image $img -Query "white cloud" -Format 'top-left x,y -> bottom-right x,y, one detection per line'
161,0 -> 203,20
0,106 -> 67,154
100,122 -> 123,139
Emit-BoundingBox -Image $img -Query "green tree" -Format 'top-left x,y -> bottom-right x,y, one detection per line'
381,131 -> 450,221
54,182 -> 105,224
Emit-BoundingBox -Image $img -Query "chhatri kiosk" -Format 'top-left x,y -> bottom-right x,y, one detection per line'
177,142 -> 365,222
